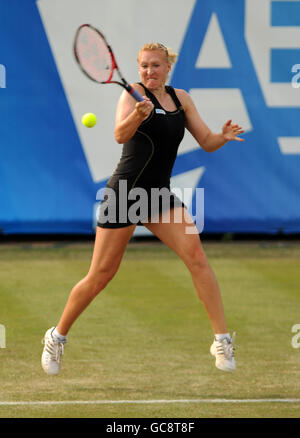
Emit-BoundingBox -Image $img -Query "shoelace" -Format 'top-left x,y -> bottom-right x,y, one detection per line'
42,337 -> 64,362
215,332 -> 236,359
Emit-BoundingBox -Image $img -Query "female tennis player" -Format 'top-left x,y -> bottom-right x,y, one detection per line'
42,43 -> 244,375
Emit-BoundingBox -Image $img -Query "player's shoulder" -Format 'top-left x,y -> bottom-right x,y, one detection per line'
172,88 -> 193,110
118,83 -> 145,105
119,82 -> 146,101
173,88 -> 190,100
131,83 -> 145,94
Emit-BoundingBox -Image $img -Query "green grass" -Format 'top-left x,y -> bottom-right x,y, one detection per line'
0,239 -> 300,418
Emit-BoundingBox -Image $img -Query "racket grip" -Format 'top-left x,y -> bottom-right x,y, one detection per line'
129,88 -> 144,102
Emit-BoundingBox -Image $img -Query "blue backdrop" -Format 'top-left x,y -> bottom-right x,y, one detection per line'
0,0 -> 299,235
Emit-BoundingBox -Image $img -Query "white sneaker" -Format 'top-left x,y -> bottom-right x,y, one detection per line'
41,327 -> 65,375
210,332 -> 236,372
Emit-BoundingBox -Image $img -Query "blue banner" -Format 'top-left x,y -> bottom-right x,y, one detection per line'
0,0 -> 299,235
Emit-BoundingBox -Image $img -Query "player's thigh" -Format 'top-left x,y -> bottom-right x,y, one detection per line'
143,207 -> 206,266
88,225 -> 136,277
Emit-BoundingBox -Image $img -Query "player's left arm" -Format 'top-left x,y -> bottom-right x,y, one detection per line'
175,89 -> 244,152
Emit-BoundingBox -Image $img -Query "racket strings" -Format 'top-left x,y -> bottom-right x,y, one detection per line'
75,27 -> 113,82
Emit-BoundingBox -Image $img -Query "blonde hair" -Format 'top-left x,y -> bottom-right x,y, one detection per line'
138,43 -> 178,65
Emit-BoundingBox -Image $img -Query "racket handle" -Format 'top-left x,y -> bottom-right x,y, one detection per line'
128,87 -> 144,102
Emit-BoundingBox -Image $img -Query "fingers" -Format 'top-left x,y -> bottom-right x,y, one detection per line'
232,124 -> 243,131
224,120 -> 243,130
223,120 -> 244,139
228,122 -> 243,132
135,97 -> 154,119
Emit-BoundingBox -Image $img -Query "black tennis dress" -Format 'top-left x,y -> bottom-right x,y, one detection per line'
97,83 -> 186,228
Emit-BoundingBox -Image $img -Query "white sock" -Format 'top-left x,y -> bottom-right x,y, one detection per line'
52,327 -> 67,344
215,333 -> 231,342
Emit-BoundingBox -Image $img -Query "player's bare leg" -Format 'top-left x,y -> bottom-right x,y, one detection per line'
145,207 -> 227,332
57,225 -> 136,335
41,225 -> 136,375
144,207 -> 236,372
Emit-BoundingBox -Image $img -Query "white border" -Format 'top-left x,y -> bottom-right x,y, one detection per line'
1,398 -> 300,406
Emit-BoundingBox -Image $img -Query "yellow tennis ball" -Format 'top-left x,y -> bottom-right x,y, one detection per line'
81,113 -> 97,128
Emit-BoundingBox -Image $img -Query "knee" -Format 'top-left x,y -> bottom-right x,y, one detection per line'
86,266 -> 117,297
182,244 -> 208,272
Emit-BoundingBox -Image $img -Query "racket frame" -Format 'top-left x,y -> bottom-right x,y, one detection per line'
74,24 -> 144,101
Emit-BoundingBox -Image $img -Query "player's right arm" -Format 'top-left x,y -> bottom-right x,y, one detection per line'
114,84 -> 154,144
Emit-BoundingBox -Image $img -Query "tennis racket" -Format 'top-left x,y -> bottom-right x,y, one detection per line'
74,24 -> 144,102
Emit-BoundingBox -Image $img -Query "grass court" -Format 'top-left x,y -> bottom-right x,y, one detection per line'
0,239 -> 300,418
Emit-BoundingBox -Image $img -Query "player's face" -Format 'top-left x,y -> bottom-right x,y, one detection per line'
138,50 -> 171,90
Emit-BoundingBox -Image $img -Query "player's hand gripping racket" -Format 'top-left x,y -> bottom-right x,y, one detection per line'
74,24 -> 144,102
